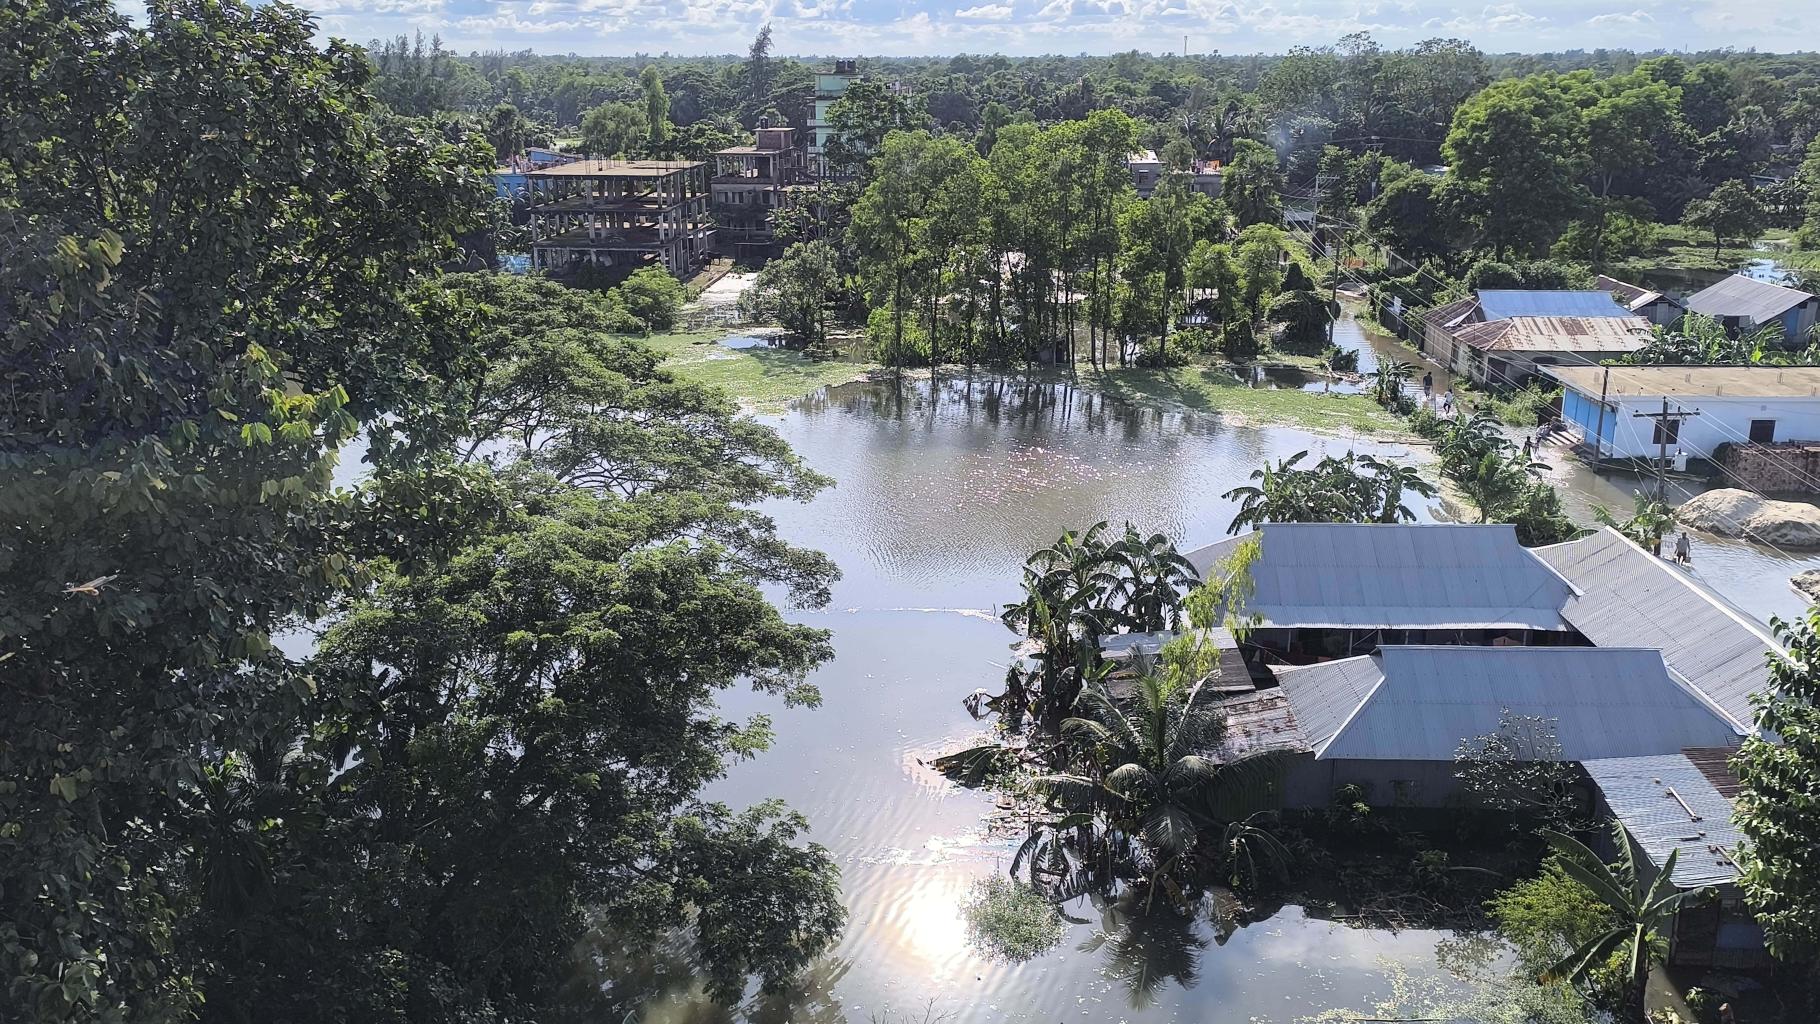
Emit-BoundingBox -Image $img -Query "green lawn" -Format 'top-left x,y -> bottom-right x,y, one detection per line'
1073,363 -> 1409,437
641,331 -> 876,411
639,328 -> 1406,434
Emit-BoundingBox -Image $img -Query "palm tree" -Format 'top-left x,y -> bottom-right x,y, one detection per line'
1436,412 -> 1508,476
1358,454 -> 1438,523
1026,675 -> 1287,892
1538,825 -> 1712,1024
1458,450 -> 1526,522
1592,492 -> 1675,556
1002,523 -> 1124,731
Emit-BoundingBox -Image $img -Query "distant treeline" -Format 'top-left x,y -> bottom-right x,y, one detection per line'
368,30 -> 1820,177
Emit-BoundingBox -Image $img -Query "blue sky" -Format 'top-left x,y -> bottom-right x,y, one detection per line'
134,0 -> 1815,57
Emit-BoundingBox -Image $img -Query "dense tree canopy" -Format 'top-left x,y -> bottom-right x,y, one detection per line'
2,3 -> 844,1021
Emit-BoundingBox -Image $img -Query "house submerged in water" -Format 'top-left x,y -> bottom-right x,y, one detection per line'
1176,521 -> 1776,966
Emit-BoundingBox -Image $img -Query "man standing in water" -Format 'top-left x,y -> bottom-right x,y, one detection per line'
1674,531 -> 1693,565
1421,370 -> 1433,396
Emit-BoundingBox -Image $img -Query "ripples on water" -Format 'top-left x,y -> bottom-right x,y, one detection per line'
685,375 -> 1464,1022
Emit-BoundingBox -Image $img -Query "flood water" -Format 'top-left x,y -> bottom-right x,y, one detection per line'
670,375 -> 1472,1023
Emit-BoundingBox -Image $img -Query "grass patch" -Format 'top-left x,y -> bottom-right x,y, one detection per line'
962,876 -> 1064,962
1609,225 -> 1820,280
640,327 -> 1404,433
641,331 -> 877,411
1074,362 -> 1409,437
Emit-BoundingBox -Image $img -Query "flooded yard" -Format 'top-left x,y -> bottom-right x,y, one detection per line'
675,376 -> 1473,1022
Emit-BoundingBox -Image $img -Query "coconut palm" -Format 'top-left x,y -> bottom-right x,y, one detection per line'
1024,675 -> 1288,894
1538,825 -> 1712,1024
1592,492 -> 1675,555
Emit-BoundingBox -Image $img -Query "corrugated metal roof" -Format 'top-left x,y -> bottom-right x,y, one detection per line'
1455,315 -> 1652,353
1534,528 -> 1781,732
1544,364 -> 1820,400
1595,274 -> 1678,312
1277,645 -> 1742,761
1425,296 -> 1480,330
1183,524 -> 1576,630
1583,752 -> 1745,888
1271,656 -> 1383,750
1685,274 -> 1816,323
1203,688 -> 1310,760
1477,289 -> 1638,320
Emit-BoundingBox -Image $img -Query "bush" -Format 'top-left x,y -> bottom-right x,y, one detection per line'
866,306 -> 929,366
1221,319 -> 1261,359
1505,482 -> 1580,547
1409,406 -> 1444,439
1135,336 -> 1190,367
616,267 -> 687,332
1322,344 -> 1360,373
1170,327 -> 1220,357
1269,289 -> 1333,351
963,876 -> 1063,961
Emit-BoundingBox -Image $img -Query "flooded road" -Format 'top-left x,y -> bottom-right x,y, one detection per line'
684,375 -> 1468,1022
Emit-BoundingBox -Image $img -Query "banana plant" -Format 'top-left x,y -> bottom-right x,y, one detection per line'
1538,824 -> 1712,1024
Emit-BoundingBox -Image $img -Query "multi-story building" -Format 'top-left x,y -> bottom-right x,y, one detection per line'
1126,150 -> 1222,200
807,59 -> 860,177
525,159 -> 712,278
711,126 -> 811,260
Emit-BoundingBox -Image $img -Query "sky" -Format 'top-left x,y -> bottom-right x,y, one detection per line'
134,0 -> 1818,57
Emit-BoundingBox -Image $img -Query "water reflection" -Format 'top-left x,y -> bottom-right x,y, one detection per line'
638,375 -> 1465,1022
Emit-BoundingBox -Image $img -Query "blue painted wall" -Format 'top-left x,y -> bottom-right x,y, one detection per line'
1563,388 -> 1614,445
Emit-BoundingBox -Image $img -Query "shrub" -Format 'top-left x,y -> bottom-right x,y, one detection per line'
963,876 -> 1063,961
1135,336 -> 1190,367
1170,326 -> 1220,356
616,267 -> 687,332
1269,289 -> 1332,351
1409,406 -> 1444,439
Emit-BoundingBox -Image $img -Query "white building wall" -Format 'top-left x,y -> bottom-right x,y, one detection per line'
1602,394 -> 1820,459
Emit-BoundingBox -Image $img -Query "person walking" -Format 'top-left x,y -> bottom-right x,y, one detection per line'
1421,371 -> 1433,395
1675,530 -> 1693,565
1440,390 -> 1453,415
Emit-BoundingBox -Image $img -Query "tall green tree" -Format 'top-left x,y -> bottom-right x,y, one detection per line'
1682,179 -> 1767,259
0,0 -> 491,1017
1221,138 -> 1284,228
3,6 -> 848,1021
740,239 -> 842,349
580,100 -> 647,157
639,64 -> 671,155
1734,609 -> 1820,963
1444,74 -> 1588,256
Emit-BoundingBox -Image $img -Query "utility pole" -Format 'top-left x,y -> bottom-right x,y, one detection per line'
1315,172 -> 1339,347
1634,399 -> 1700,502
1592,366 -> 1610,461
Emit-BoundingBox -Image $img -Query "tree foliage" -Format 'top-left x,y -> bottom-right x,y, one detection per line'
1734,608 -> 1820,962
1,5 -> 844,1020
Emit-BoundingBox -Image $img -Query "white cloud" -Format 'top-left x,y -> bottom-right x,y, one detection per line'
953,2 -> 1013,18
1587,8 -> 1653,26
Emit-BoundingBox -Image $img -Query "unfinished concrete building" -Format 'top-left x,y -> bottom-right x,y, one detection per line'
526,159 -> 712,278
711,126 -> 811,260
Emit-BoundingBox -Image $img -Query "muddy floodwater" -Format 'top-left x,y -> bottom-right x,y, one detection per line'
679,375 -> 1477,1023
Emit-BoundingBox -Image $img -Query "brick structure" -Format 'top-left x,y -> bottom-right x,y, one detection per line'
1721,441 -> 1820,496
